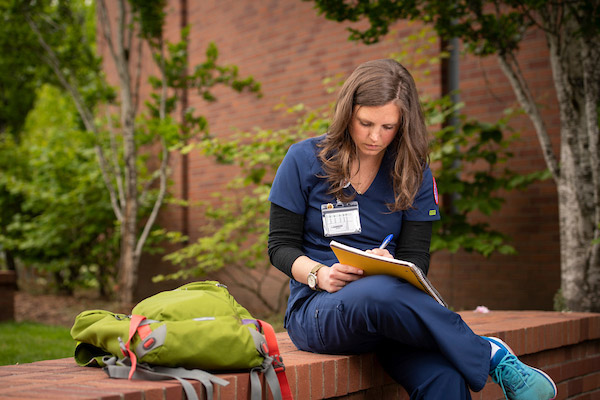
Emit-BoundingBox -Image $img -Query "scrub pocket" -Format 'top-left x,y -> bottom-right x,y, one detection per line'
310,295 -> 350,354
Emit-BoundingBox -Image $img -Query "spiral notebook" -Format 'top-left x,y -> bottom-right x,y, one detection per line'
330,240 -> 447,307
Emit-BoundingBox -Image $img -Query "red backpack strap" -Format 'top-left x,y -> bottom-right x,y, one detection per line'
122,314 -> 150,380
257,320 -> 293,400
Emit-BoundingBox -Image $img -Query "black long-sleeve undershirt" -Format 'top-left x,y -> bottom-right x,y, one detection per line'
268,203 -> 433,278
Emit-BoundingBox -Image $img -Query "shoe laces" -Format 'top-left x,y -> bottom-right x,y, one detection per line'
491,353 -> 531,399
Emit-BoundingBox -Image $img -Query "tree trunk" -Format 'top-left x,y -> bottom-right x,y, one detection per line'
498,4 -> 600,311
549,12 -> 600,312
558,173 -> 600,312
111,0 -> 139,308
4,250 -> 16,272
118,210 -> 138,306
116,93 -> 138,307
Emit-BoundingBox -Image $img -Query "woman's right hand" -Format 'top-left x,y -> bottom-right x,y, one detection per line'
317,263 -> 364,293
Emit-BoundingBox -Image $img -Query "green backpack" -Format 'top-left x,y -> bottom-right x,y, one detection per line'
71,281 -> 292,400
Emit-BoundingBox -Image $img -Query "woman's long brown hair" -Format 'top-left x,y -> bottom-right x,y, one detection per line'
317,59 -> 430,212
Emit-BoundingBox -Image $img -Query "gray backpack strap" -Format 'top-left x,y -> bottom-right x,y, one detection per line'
248,328 -> 283,400
134,324 -> 167,359
249,368 -> 263,400
152,365 -> 230,400
261,360 -> 283,400
103,356 -> 228,400
105,364 -> 202,400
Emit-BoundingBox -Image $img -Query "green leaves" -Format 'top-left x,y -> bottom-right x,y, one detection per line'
128,0 -> 167,44
144,30 -> 261,146
431,218 -> 517,257
308,0 -> 537,55
0,85 -> 119,294
427,99 -> 550,255
308,0 -> 418,44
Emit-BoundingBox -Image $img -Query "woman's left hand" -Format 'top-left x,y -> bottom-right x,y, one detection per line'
317,263 -> 363,293
365,248 -> 393,258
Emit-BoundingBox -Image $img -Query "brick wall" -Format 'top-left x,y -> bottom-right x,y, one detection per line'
100,0 -> 561,312
1,311 -> 598,399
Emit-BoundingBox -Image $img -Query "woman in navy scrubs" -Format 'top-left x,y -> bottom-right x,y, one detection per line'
268,59 -> 556,400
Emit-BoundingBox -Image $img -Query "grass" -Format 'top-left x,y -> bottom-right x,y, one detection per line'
0,321 -> 75,366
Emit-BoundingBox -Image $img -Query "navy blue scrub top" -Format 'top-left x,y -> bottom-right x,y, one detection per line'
269,135 -> 440,320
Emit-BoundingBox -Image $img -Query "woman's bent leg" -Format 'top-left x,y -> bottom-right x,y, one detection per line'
377,341 -> 472,400
286,275 -> 490,391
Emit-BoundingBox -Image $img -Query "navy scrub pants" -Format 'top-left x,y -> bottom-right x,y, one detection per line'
285,275 -> 491,399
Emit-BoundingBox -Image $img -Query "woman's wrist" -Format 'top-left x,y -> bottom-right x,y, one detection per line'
308,263 -> 328,291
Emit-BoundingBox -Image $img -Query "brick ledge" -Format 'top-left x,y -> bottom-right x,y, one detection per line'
0,311 -> 599,399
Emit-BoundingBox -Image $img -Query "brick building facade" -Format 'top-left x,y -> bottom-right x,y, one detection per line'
101,0 -> 561,314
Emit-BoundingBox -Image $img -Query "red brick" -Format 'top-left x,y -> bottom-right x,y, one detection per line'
322,359 -> 336,398
335,357 -> 349,396
347,355 -> 361,393
555,382 -> 569,400
87,379 -> 169,398
215,373 -> 238,400
163,383 -> 184,400
359,354 -> 374,390
293,362 -> 310,400
309,361 -> 324,399
582,371 -> 600,392
0,388 -> 94,399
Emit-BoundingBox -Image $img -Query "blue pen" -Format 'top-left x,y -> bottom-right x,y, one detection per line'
379,234 -> 394,249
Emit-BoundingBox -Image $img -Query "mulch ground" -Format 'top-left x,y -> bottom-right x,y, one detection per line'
14,291 -> 123,328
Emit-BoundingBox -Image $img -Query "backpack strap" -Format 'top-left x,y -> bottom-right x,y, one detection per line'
102,356 -> 229,400
120,314 -> 147,379
120,314 -> 160,379
247,328 -> 279,400
257,320 -> 293,400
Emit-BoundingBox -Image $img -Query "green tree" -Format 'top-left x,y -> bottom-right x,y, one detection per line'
0,0 -> 56,273
305,0 -> 600,312
0,137 -> 28,273
17,0 -> 260,305
0,86 -> 120,295
1,0 -> 116,291
0,0 -> 55,137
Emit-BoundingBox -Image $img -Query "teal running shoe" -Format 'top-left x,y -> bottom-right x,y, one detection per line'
484,337 -> 557,400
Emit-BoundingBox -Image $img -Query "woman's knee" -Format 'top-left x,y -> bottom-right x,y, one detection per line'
341,275 -> 409,304
338,276 -> 418,323
411,368 -> 471,400
379,347 -> 471,400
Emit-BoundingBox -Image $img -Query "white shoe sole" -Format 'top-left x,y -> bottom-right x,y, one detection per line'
487,336 -> 557,400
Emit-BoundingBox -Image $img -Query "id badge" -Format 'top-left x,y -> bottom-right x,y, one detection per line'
321,201 -> 362,237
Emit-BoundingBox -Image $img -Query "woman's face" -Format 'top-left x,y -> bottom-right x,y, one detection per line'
348,101 -> 400,161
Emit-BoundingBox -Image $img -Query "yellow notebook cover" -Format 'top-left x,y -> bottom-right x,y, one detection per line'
330,240 -> 447,307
